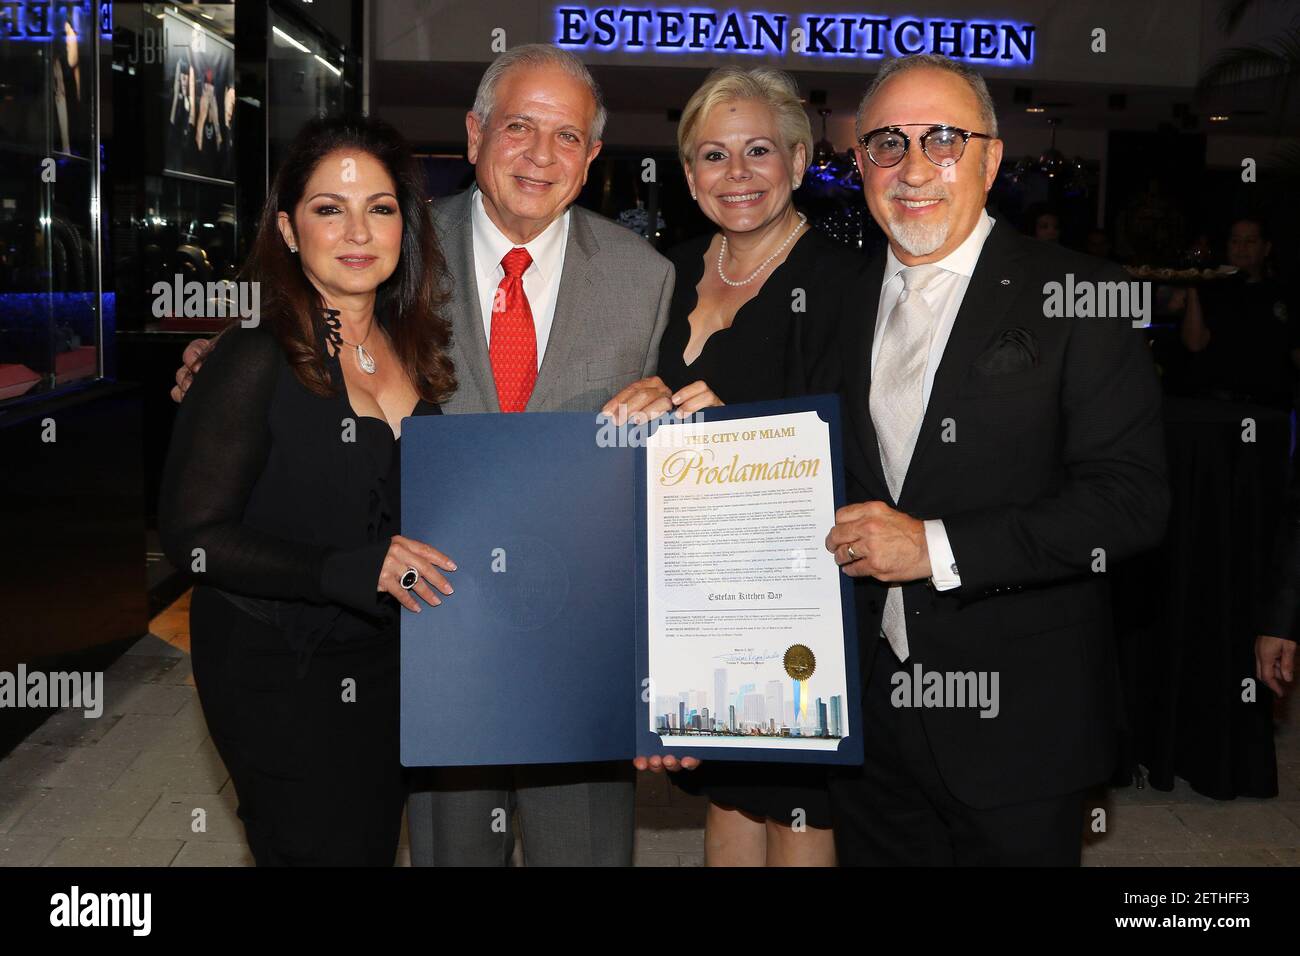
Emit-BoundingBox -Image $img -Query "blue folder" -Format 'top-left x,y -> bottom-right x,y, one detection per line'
400,394 -> 861,767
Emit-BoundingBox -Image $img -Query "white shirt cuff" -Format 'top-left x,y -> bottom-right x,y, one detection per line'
924,519 -> 962,590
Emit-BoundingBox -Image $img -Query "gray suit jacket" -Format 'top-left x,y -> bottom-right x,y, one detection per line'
432,188 -> 674,414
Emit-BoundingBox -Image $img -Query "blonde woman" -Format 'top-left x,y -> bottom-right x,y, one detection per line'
614,68 -> 866,865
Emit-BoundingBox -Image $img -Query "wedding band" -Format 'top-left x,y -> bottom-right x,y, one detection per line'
846,545 -> 859,561
400,568 -> 420,590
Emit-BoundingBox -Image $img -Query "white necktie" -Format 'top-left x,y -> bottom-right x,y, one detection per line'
870,264 -> 942,661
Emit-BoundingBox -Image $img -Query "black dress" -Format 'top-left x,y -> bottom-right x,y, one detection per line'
158,316 -> 439,865
1195,276 -> 1297,410
658,226 -> 865,829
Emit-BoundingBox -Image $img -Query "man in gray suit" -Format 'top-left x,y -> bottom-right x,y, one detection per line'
403,45 -> 674,865
434,46 -> 672,419
173,44 -> 674,865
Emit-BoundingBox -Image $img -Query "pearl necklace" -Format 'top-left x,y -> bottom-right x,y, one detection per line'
716,212 -> 807,287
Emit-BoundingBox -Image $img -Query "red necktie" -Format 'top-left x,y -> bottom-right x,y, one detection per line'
489,247 -> 538,413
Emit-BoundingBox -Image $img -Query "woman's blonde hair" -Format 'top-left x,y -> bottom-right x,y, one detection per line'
677,67 -> 813,169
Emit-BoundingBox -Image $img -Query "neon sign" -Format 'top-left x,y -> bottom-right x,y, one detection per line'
0,1 -> 112,41
556,7 -> 1034,64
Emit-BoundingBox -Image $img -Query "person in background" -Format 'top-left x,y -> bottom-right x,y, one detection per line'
1259,493 -> 1300,700
1032,208 -> 1060,243
1258,631 -> 1297,699
1085,227 -> 1112,261
1181,217 -> 1296,411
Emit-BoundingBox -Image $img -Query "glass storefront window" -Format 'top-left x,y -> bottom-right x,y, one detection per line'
3,1 -> 359,376
111,2 -> 236,334
0,0 -> 107,402
268,5 -> 347,174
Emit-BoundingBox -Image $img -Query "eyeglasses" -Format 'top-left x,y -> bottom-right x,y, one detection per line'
857,124 -> 993,168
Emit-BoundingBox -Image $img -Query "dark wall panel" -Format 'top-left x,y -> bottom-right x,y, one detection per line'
0,385 -> 148,671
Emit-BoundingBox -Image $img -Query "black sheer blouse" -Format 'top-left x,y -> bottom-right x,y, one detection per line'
158,314 -> 440,669
657,227 -> 868,403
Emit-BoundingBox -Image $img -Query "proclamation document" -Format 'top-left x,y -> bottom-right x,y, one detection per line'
645,408 -> 852,753
402,396 -> 859,767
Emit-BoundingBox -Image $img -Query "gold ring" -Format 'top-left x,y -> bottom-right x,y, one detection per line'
847,545 -> 859,561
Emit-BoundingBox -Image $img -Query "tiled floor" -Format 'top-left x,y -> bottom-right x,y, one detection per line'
2,591 -> 1297,866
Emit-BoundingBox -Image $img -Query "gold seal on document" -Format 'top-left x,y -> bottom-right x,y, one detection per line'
784,644 -> 816,681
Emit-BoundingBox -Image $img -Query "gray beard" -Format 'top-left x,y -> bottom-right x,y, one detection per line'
887,213 -> 950,257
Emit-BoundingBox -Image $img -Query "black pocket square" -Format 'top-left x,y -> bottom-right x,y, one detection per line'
973,327 -> 1040,374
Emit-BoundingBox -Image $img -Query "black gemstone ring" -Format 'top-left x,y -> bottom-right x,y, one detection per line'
400,568 -> 420,590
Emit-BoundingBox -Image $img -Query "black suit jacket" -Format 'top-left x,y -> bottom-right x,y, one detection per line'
813,219 -> 1170,809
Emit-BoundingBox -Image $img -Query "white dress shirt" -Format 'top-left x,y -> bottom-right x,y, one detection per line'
871,210 -> 995,590
471,188 -> 570,370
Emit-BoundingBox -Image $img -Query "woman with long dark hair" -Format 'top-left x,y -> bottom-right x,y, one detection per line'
159,115 -> 457,865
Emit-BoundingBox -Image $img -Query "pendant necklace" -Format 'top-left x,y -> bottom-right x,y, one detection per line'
338,325 -> 377,374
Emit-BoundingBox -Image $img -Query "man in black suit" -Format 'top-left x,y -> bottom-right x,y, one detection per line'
819,55 -> 1169,865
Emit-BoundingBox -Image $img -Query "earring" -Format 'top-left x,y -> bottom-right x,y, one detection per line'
289,244 -> 298,253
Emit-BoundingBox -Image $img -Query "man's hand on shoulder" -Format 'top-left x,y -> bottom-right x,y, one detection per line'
170,338 -> 213,403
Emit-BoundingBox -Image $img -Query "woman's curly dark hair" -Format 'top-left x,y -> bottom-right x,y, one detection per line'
240,114 -> 456,404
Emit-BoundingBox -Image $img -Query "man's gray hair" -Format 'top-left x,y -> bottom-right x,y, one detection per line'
855,54 -> 998,139
472,43 -> 607,144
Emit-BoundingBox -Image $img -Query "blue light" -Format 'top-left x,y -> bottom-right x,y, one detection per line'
0,1 -> 113,42
0,292 -> 107,334
557,7 -> 790,57
554,6 -> 1034,65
